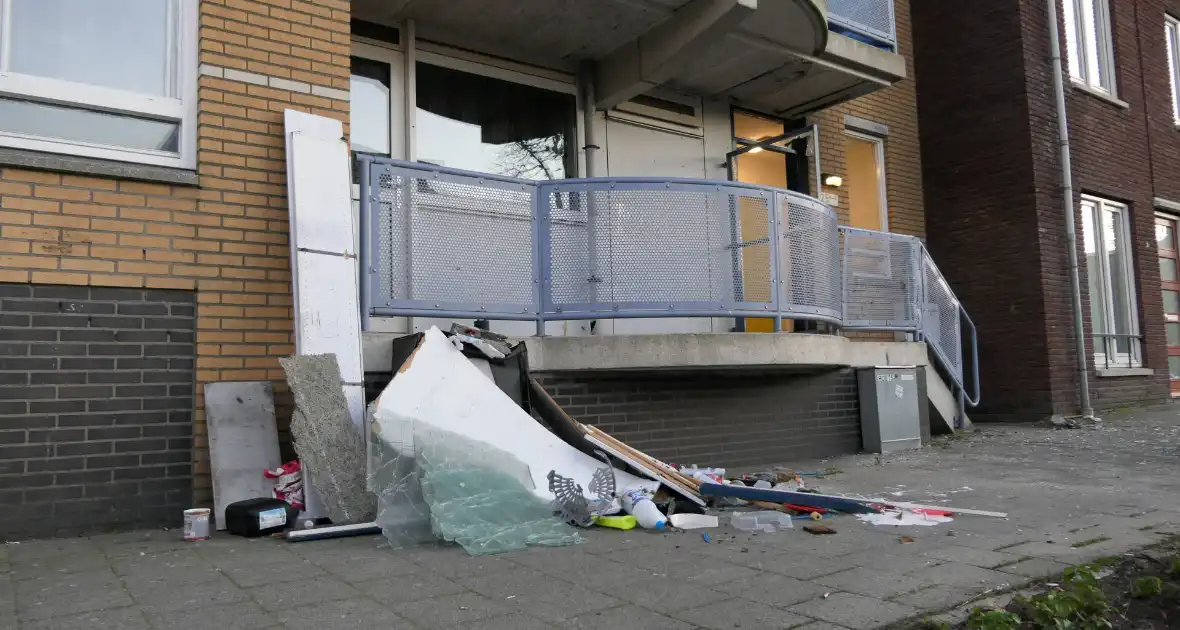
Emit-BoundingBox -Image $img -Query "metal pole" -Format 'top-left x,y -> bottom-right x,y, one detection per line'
580,61 -> 599,178
580,63 -> 601,326
1046,0 -> 1093,418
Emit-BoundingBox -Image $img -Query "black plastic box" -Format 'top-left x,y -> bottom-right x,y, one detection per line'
224,498 -> 295,537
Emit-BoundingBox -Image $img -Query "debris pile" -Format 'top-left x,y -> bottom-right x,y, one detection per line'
201,324 -> 1007,554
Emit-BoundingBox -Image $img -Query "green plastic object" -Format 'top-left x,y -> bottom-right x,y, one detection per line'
416,427 -> 583,556
593,515 -> 637,530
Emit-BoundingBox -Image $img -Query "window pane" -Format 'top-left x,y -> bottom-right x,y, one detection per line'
1103,208 -> 1135,354
1169,22 -> 1180,119
1166,290 -> 1180,314
1170,356 -> 1180,379
1168,323 -> 1180,346
1063,0 -> 1084,80
9,0 -> 175,97
1162,257 -> 1179,282
350,57 -> 391,156
1158,221 -> 1177,249
1083,203 -> 1109,348
0,98 -> 179,153
1080,0 -> 1109,90
415,63 -> 576,180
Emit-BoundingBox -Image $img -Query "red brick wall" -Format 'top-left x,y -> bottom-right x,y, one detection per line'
913,0 -> 1172,420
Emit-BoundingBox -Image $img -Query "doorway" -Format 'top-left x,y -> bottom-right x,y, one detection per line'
729,110 -> 810,333
1156,214 -> 1180,394
844,131 -> 888,231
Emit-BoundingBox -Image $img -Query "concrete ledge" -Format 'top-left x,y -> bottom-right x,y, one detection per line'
0,147 -> 199,186
362,331 -> 930,373
1096,367 -> 1155,378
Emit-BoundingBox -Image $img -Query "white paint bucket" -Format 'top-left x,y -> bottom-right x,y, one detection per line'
183,508 -> 211,541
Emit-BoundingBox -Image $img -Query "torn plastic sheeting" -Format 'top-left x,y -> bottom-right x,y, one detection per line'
371,327 -> 658,503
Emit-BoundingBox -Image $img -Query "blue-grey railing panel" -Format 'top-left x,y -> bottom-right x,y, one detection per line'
828,0 -> 897,46
781,194 -> 842,322
540,180 -> 780,316
369,161 -> 538,317
841,227 -> 922,328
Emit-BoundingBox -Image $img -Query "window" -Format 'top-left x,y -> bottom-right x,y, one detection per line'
1063,0 -> 1117,94
1082,197 -> 1141,368
1167,16 -> 1180,122
415,62 -> 576,180
0,0 -> 197,168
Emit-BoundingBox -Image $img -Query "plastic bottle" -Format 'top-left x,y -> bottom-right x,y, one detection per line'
621,489 -> 667,530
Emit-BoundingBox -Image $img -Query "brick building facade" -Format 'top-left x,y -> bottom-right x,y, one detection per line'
912,0 -> 1177,421
0,0 -> 926,536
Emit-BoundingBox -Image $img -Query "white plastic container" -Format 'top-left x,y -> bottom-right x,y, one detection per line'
183,508 -> 211,541
730,510 -> 794,533
621,489 -> 666,530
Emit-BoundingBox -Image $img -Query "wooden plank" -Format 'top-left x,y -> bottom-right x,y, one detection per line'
876,500 -> 1008,519
583,425 -> 702,491
698,482 -> 881,514
584,433 -> 706,506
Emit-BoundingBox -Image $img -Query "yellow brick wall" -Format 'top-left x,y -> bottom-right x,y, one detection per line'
0,0 -> 350,506
811,0 -> 925,239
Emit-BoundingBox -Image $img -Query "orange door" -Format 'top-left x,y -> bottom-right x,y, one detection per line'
1156,215 -> 1180,395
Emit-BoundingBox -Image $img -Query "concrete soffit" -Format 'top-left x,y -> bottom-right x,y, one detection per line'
594,0 -> 761,109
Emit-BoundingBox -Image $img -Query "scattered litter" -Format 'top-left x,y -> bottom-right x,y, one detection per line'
621,488 -> 667,530
731,511 -> 794,533
823,592 -> 832,599
183,508 -> 211,541
900,536 -> 915,544
505,595 -> 516,600
699,482 -> 879,514
702,532 -> 712,543
858,510 -> 953,527
264,461 -> 305,510
670,513 -> 719,529
803,524 -> 837,535
594,515 -> 637,530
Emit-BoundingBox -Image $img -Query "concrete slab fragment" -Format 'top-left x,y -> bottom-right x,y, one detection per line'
673,597 -> 813,629
280,354 -> 375,524
205,381 -> 282,530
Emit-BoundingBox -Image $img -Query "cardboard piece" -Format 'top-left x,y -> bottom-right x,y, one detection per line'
205,382 -> 282,530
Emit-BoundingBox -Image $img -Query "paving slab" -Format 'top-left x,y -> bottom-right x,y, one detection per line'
129,574 -> 251,614
19,606 -> 150,630
593,576 -> 733,614
246,574 -> 362,613
390,591 -> 513,627
788,591 -> 920,628
672,597 -> 814,629
460,567 -> 620,623
995,557 -> 1076,579
275,597 -> 411,629
353,571 -> 467,605
712,571 -> 831,607
815,566 -> 932,600
15,568 -> 132,621
921,544 -> 1025,569
142,601 -> 275,630
561,603 -> 695,630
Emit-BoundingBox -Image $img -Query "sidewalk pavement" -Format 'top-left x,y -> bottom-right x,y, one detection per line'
2,403 -> 1178,629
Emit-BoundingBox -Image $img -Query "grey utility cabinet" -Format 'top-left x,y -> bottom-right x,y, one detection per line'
857,366 -> 928,453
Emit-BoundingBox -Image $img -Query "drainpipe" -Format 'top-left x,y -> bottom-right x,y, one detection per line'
1045,0 -> 1094,418
580,61 -> 600,177
579,61 -> 600,334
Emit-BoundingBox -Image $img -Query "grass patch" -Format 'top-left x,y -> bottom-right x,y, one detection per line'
1139,525 -> 1156,531
1091,555 -> 1122,567
992,557 -> 1032,570
1071,536 -> 1112,549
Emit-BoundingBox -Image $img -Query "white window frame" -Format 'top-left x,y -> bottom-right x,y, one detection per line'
1063,0 -> 1118,95
1082,195 -> 1142,368
1167,15 -> 1180,124
0,0 -> 198,169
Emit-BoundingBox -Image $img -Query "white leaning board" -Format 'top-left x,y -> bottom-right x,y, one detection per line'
284,110 -> 367,521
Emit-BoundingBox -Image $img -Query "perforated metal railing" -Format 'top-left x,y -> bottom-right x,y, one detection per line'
360,157 -> 843,330
828,0 -> 897,48
839,226 -> 981,424
358,157 -> 979,417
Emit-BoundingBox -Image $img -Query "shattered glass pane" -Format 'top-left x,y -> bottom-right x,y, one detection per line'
369,413 -> 582,556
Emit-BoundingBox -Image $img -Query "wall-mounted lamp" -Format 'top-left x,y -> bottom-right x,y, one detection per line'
823,173 -> 843,187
